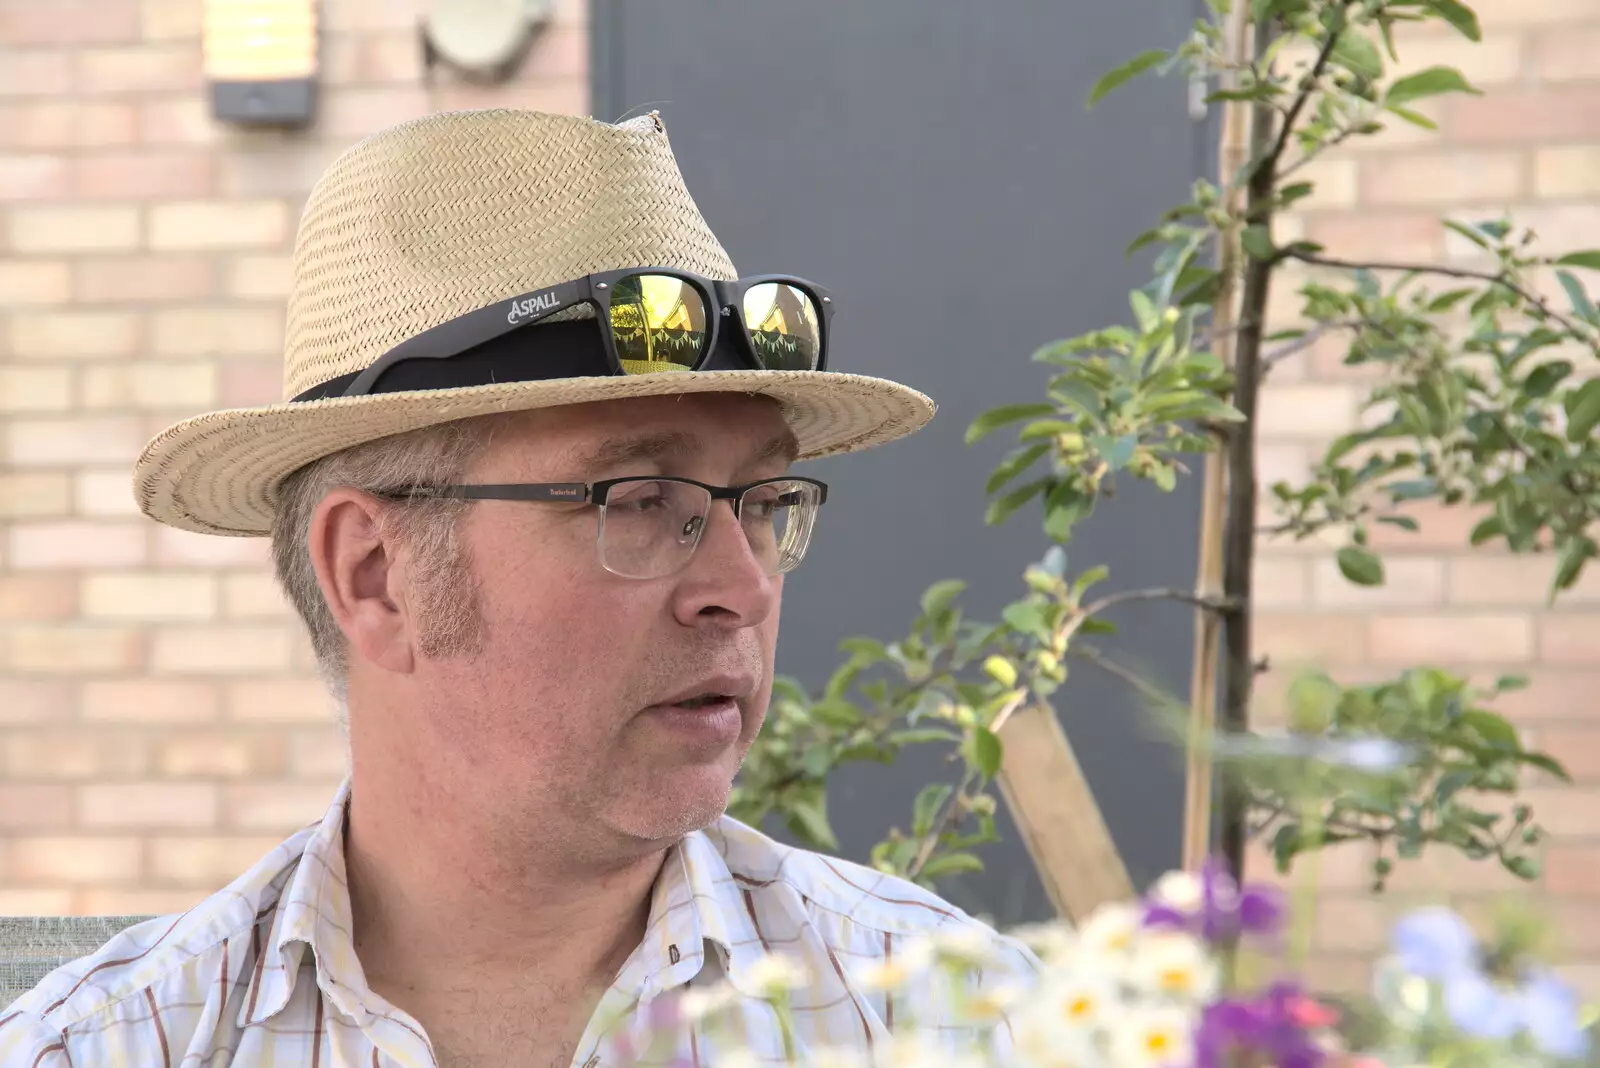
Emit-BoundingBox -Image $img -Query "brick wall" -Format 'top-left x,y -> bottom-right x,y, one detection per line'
1252,0 -> 1600,993
0,0 -> 589,916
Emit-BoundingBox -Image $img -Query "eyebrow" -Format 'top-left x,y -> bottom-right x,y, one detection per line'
569,428 -> 800,476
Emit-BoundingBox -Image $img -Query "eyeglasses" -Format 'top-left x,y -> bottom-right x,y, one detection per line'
310,269 -> 834,402
381,475 -> 828,580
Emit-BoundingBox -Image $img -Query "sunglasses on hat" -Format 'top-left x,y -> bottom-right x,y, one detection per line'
293,269 -> 833,402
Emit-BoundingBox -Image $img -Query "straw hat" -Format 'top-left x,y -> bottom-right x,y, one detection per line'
131,108 -> 935,537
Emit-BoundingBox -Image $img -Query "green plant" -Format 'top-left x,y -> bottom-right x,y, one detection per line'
730,0 -> 1595,899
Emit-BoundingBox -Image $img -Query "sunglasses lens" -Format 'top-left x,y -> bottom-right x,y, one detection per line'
609,273 -> 709,373
742,282 -> 822,371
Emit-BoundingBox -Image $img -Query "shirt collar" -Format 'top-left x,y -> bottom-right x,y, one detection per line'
237,780 -> 773,1028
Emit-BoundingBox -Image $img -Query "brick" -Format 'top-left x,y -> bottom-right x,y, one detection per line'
0,154 -> 70,201
224,780 -> 340,830
147,200 -> 286,250
224,255 -> 292,299
0,473 -> 71,517
1367,613 -> 1532,664
0,785 -> 74,829
226,679 -> 333,723
147,837 -> 283,884
217,144 -> 341,197
1366,500 -> 1489,551
9,837 -> 141,883
6,625 -> 144,673
74,469 -> 141,517
1522,726 -> 1600,783
1534,146 -> 1600,199
1447,88 -> 1600,145
76,45 -> 202,94
3,731 -> 148,780
288,729 -> 348,778
1467,0 -> 1600,23
0,680 -> 72,724
74,887 -> 204,914
76,254 -> 216,303
83,571 -> 217,620
1509,787 -> 1600,838
150,306 -> 282,356
9,309 -> 141,359
0,889 -> 75,914
0,102 -> 137,149
157,732 -> 284,778
319,87 -> 430,138
1545,844 -> 1600,896
222,571 -> 288,617
0,366 -> 74,411
0,52 -> 70,98
432,77 -> 589,119
218,358 -> 283,406
81,679 -> 218,723
0,260 -> 70,305
72,149 -> 213,199
1533,26 -> 1600,82
1449,556 -> 1600,606
1310,896 -> 1395,956
1254,614 -> 1368,667
8,205 -> 140,252
1251,556 -> 1309,610
136,97 -> 215,145
322,0 -> 423,32
1255,384 -> 1360,439
8,520 -> 146,568
1302,212 -> 1441,265
139,0 -> 202,39
0,573 -> 76,620
151,625 -> 293,674
6,414 -> 146,465
79,782 -> 218,829
147,528 -> 267,570
1540,616 -> 1600,665
1363,152 -> 1522,207
1311,556 -> 1445,608
1494,670 -> 1600,723
0,1 -> 140,43
82,362 -> 217,410
359,32 -> 425,83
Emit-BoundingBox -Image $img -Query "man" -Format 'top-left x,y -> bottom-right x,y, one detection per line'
0,109 -> 1036,1067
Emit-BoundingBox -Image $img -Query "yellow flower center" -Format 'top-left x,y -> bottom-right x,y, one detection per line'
1160,967 -> 1190,991
1146,1032 -> 1172,1054
1064,995 -> 1095,1020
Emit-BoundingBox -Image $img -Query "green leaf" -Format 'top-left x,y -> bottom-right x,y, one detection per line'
1270,823 -> 1300,873
1377,515 -> 1419,533
786,798 -> 838,851
1521,751 -> 1571,783
1462,709 -> 1520,752
1556,269 -> 1598,323
1385,65 -> 1480,109
1434,768 -> 1476,806
985,478 -> 1050,526
1337,545 -> 1385,587
985,443 -> 1050,496
1523,359 -> 1573,398
1002,601 -> 1049,640
1555,250 -> 1600,270
917,852 -> 985,881
965,403 -> 1058,446
919,579 -> 966,617
1443,219 -> 1491,250
973,727 -> 1003,778
1241,224 -> 1276,261
1469,515 -> 1504,546
1089,433 -> 1138,470
1553,536 -> 1598,594
1330,30 -> 1383,80
912,783 -> 954,837
1421,0 -> 1482,41
1086,49 -> 1169,107
1503,855 -> 1540,880
890,728 -> 964,746
1385,105 -> 1439,130
1565,379 -> 1600,443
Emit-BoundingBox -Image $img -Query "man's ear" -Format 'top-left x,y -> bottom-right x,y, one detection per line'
308,489 -> 416,676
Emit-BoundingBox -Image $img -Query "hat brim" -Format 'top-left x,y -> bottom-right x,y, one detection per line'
132,370 -> 936,536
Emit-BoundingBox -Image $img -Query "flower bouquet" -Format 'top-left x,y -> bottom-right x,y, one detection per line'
619,859 -> 1594,1067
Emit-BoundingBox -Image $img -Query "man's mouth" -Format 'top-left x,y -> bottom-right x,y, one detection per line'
672,692 -> 733,710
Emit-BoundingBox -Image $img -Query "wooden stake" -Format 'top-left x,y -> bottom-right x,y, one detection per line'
1182,5 -> 1255,874
996,704 -> 1134,923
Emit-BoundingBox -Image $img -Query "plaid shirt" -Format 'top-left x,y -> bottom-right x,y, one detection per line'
1,780 -> 1039,1066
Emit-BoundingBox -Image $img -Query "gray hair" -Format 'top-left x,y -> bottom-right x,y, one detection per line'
270,418 -> 495,729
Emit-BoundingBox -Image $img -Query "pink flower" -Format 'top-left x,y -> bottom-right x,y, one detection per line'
1287,996 -> 1340,1030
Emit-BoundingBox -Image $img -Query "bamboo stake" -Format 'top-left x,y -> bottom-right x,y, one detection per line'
1181,4 -> 1256,874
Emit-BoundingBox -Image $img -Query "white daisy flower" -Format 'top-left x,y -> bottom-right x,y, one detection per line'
1029,968 -> 1120,1034
1127,932 -> 1219,1004
852,938 -> 936,991
1007,921 -> 1078,966
743,951 -> 812,997
1078,901 -> 1145,959
1147,871 -> 1204,913
1107,1005 -> 1194,1068
678,981 -> 740,1021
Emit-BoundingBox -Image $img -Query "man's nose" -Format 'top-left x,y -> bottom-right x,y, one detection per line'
670,502 -> 778,628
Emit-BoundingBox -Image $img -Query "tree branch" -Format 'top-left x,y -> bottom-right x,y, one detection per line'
1081,586 -> 1240,618
1261,318 -> 1361,367
1261,1 -> 1357,181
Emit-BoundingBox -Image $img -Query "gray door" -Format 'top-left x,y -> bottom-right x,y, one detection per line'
593,0 -> 1209,926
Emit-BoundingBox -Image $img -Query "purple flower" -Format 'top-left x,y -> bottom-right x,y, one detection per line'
1519,967 -> 1591,1061
1143,856 -> 1284,945
1195,981 -> 1326,1068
